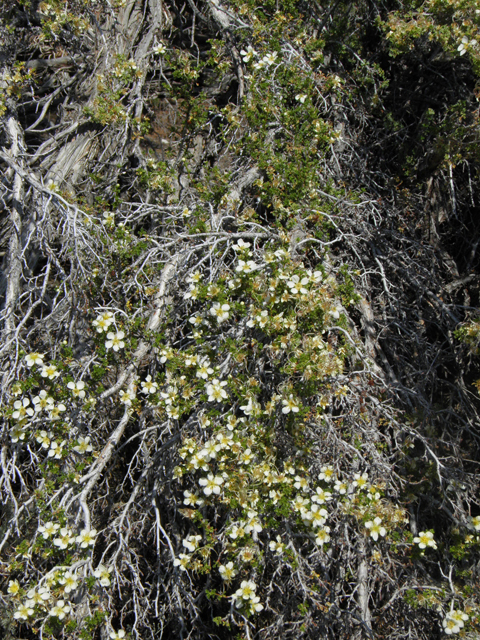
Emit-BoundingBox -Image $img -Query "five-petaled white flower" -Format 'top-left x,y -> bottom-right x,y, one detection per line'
365,517 -> 386,542
76,528 -> 97,548
94,564 -> 111,586
48,403 -> 66,421
209,302 -> 230,324
74,436 -> 93,454
141,374 -> 158,394
8,579 -> 20,595
67,380 -> 86,399
38,521 -> 60,538
443,609 -> 468,635
182,534 -> 202,552
26,586 -> 51,605
295,93 -> 307,103
53,527 -> 74,549
282,395 -> 300,414
471,515 -> 480,531
269,535 -> 285,555
49,600 -> 70,619
14,603 -> 34,621
40,363 -> 60,379
92,311 -> 114,333
413,530 -> 437,549
12,398 -> 34,420
206,378 -> 228,402
315,526 -> 331,547
240,46 -> 256,62
173,553 -> 191,571
196,357 -> 214,379
199,473 -> 224,496
234,580 -> 258,603
25,352 -> 44,367
59,571 -> 79,593
153,42 -> 166,55
119,387 -> 136,406
106,330 -> 125,351
236,259 -> 257,274
33,390 -> 54,412
219,561 -> 237,581
48,440 -> 65,459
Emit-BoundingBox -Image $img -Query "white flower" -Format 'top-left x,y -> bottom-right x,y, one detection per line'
201,439 -> 221,460
76,528 -> 97,548
444,609 -> 469,634
352,472 -> 368,490
209,302 -> 230,324
263,52 -> 278,66
413,530 -> 437,549
74,436 -> 93,454
32,390 -> 54,412
189,314 -> 203,326
40,363 -> 60,379
236,259 -> 257,273
295,93 -> 307,103
26,586 -> 51,604
312,487 -> 332,504
49,599 -> 70,619
219,561 -> 237,581
10,424 -> 27,443
141,374 -> 158,394
334,480 -> 348,495
240,397 -> 261,416
245,510 -> 263,535
110,631 -> 126,640
308,505 -> 328,528
93,564 -> 111,586
329,305 -> 341,320
196,357 -> 214,379
67,380 -> 86,399
286,274 -> 309,295
153,42 -> 166,55
92,311 -> 114,333
47,403 -> 66,421
106,330 -> 125,351
458,36 -> 469,55
319,465 -> 335,482
38,521 -> 60,538
25,352 -> 44,367
269,535 -> 284,555
234,580 -> 257,602
12,398 -> 34,420
182,534 -> 202,552
53,527 -> 74,549
183,490 -> 204,507
14,603 -> 34,620
59,571 -> 79,593
206,378 -> 228,402
365,517 -> 386,542
48,440 -> 65,459
173,553 -> 191,571
443,617 -> 462,635
282,395 -> 300,414
315,526 -> 331,547
199,473 -> 223,496
8,579 -> 20,595
119,387 -> 136,406
240,46 -> 256,62
471,515 -> 480,531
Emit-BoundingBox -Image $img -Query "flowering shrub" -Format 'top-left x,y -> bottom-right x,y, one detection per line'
1,0 -> 480,639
